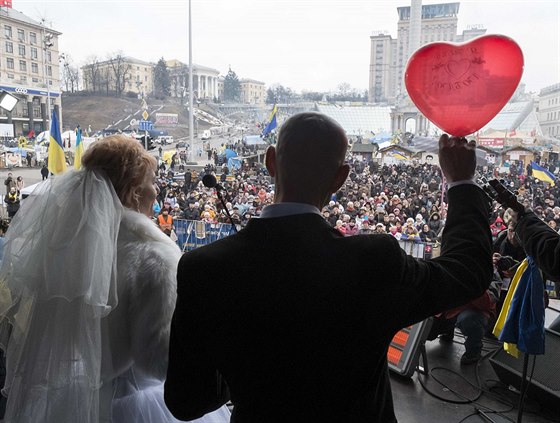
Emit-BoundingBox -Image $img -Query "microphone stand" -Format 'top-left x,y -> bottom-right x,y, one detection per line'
215,187 -> 238,233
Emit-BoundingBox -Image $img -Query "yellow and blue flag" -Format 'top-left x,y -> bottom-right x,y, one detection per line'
74,126 -> 83,169
531,162 -> 556,186
262,105 -> 277,136
493,257 -> 545,358
47,110 -> 66,174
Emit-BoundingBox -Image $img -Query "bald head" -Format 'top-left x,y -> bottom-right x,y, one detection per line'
266,112 -> 349,207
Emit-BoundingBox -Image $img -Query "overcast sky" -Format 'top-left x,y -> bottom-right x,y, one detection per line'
13,0 -> 560,93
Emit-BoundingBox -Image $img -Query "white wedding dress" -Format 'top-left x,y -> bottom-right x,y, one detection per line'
0,170 -> 230,422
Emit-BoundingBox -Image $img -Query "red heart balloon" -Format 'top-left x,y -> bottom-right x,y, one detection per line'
405,35 -> 524,137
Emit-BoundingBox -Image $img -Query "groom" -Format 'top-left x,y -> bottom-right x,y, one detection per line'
165,112 -> 492,422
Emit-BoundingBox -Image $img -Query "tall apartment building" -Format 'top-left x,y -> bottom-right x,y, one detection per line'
0,7 -> 62,135
82,56 -> 154,97
368,2 -> 486,104
538,83 -> 560,138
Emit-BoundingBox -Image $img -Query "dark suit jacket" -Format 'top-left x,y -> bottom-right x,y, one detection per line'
165,184 -> 492,423
516,212 -> 560,281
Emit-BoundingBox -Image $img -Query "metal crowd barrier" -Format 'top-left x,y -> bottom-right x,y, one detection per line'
175,219 -> 438,259
174,219 -> 236,252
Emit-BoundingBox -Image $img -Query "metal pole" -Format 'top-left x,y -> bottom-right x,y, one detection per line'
41,21 -> 52,130
188,0 -> 194,162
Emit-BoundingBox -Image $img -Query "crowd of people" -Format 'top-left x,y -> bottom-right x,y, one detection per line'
152,151 -> 560,246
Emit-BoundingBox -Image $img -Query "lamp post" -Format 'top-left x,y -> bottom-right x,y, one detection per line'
41,20 -> 54,130
188,0 -> 194,162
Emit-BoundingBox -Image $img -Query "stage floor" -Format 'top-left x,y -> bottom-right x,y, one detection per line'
391,301 -> 560,423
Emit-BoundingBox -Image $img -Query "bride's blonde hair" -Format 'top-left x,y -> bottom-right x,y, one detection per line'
82,135 -> 157,209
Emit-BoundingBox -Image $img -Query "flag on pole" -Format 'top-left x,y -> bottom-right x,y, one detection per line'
493,257 -> 545,358
74,126 -> 83,169
47,110 -> 66,174
0,0 -> 13,9
530,161 -> 556,186
262,105 -> 277,137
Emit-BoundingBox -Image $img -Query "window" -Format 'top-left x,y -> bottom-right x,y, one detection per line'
7,74 -> 14,79
29,32 -> 37,44
31,47 -> 37,59
18,44 -> 25,56
4,25 -> 12,38
5,41 -> 12,53
19,60 -> 26,71
20,75 -> 27,83
17,29 -> 25,42
47,66 -> 52,76
32,77 -> 39,83
47,51 -> 52,62
6,58 -> 14,69
31,62 -> 39,73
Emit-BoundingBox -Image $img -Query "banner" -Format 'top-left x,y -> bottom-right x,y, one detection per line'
0,0 -> 13,8
155,113 -> 179,126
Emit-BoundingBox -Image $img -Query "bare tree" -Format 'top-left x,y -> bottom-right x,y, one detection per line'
60,54 -> 80,93
82,55 -> 103,93
107,52 -> 132,97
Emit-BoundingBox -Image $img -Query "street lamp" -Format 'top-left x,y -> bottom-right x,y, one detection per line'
41,20 -> 54,129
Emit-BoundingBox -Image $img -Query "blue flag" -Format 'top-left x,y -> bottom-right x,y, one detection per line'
498,256 -> 545,356
47,110 -> 66,174
262,105 -> 277,136
530,162 -> 556,186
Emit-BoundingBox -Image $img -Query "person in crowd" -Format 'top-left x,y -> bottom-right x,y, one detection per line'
4,187 -> 20,218
428,211 -> 443,234
171,204 -> 183,219
427,268 -> 502,364
0,135 -> 230,422
420,223 -> 438,243
3,173 -> 15,195
15,176 -> 24,192
158,208 -> 174,237
40,165 -> 49,180
165,112 -> 492,423
490,216 -> 506,238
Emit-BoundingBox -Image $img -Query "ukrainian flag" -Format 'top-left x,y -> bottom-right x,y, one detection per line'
493,257 -> 545,358
47,110 -> 66,174
74,127 -> 83,169
262,104 -> 277,136
531,161 -> 556,186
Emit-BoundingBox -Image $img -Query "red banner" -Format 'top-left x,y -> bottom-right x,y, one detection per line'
0,0 -> 12,8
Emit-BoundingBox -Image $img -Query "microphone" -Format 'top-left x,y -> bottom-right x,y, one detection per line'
202,174 -> 220,189
201,173 -> 237,233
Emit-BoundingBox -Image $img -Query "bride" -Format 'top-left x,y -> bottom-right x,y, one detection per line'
0,135 -> 230,422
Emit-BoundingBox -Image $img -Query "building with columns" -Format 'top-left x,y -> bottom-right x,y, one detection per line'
368,2 -> 486,104
240,78 -> 266,105
0,7 -> 62,136
167,59 -> 220,101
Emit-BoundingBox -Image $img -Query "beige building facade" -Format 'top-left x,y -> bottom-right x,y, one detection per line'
82,56 -> 154,97
0,8 -> 62,135
240,78 -> 266,105
538,83 -> 560,139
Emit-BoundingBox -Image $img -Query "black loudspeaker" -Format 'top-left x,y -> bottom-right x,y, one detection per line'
489,329 -> 560,414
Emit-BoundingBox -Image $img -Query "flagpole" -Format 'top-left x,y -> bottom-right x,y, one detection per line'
188,0 -> 194,162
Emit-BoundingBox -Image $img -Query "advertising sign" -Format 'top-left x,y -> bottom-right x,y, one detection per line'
155,113 -> 179,126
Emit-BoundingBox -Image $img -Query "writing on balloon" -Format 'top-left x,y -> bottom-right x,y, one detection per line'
432,72 -> 482,91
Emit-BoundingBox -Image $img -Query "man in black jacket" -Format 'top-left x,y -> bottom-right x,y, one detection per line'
165,112 -> 492,423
